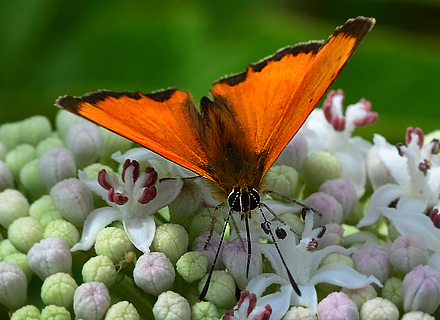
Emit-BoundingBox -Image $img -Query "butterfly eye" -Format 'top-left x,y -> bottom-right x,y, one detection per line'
227,188 -> 242,212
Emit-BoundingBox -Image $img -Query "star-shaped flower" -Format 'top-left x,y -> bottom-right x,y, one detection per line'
71,158 -> 182,253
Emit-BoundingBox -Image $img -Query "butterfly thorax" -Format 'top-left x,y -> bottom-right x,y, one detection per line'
227,186 -> 260,217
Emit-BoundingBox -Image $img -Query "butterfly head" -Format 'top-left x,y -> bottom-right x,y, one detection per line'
227,186 -> 260,215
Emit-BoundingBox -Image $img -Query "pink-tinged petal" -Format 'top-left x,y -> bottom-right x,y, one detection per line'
357,184 -> 406,228
145,177 -> 183,214
381,208 -> 440,252
311,263 -> 382,288
123,215 -> 156,253
71,207 -> 120,252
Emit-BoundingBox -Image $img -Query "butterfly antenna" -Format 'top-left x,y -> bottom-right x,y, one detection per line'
266,190 -> 321,216
244,214 -> 252,278
258,204 -> 301,296
199,208 -> 232,301
260,202 -> 300,237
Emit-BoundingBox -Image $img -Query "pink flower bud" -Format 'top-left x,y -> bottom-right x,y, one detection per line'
318,292 -> 359,320
73,282 -> 110,320
319,179 -> 357,221
38,147 -> 76,189
352,246 -> 391,283
304,192 -> 343,227
193,231 -> 225,270
389,234 -> 429,273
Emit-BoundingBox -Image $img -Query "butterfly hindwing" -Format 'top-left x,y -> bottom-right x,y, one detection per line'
57,89 -> 215,181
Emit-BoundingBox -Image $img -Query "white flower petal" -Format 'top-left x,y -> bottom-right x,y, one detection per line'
123,215 -> 156,253
258,285 -> 292,320
71,207 -> 120,251
428,252 -> 440,270
310,263 -> 382,287
291,284 -> 318,313
78,170 -> 114,206
146,177 -> 183,214
335,151 -> 366,198
357,184 -> 406,227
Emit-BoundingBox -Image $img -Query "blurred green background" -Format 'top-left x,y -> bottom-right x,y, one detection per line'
1,0 -> 440,144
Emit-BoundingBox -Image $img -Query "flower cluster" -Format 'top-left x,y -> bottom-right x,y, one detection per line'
0,90 -> 439,319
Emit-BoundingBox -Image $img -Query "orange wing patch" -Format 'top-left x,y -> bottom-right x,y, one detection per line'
57,89 -> 215,181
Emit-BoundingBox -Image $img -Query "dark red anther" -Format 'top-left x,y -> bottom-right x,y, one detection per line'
406,127 -> 424,149
396,143 -> 404,156
255,305 -> 272,320
98,169 -> 112,190
317,225 -> 326,238
352,99 -> 378,127
222,310 -> 234,320
108,188 -> 128,205
306,238 -> 319,251
418,159 -> 431,176
247,293 -> 257,316
237,290 -> 250,309
138,186 -> 157,204
144,167 -> 158,187
122,159 -> 140,183
431,139 -> 440,155
430,208 -> 440,229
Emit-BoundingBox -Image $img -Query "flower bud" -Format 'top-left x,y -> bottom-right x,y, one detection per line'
191,301 -> 219,320
366,145 -> 396,190
320,253 -> 354,268
99,128 -> 134,166
318,223 -> 344,248
0,239 -> 20,260
276,133 -> 308,171
188,207 -> 225,242
19,116 -> 52,146
301,150 -> 342,196
133,252 -> 175,296
389,234 -> 429,273
55,109 -> 87,140
318,292 -> 359,320
36,135 -> 65,157
10,305 -> 40,320
198,270 -> 236,309
352,246 -> 392,283
382,277 -> 403,310
0,160 -> 13,191
304,192 -> 343,227
19,158 -> 47,199
39,147 -> 77,189
341,285 -> 377,310
29,195 -> 62,227
176,251 -> 208,283
41,272 -> 77,308
152,223 -> 189,264
0,122 -> 20,150
168,180 -> 203,226
40,305 -> 71,320
0,189 -> 29,229
222,237 -> 262,289
4,252 -> 33,283
73,282 -> 111,320
319,179 -> 357,221
8,217 -> 44,253
104,301 -> 139,320
82,255 -> 117,288
402,264 -> 440,314
95,227 -> 134,264
66,122 -> 103,169
152,291 -> 190,320
44,219 -> 80,248
266,165 -> 300,199
27,237 -> 72,280
359,297 -> 399,320
0,261 -> 27,309
401,311 -> 435,320
283,306 -> 317,320
192,231 -> 225,270
50,178 -> 94,228
5,144 -> 37,180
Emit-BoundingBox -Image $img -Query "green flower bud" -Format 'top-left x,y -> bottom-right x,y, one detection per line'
36,135 -> 65,157
382,277 -> 403,310
4,252 -> 33,283
41,305 -> 71,320
266,165 -> 299,198
104,301 -> 139,320
284,306 -> 317,320
169,180 -> 204,227
0,160 -> 14,191
0,141 -> 7,160
152,291 -> 190,320
41,272 -> 77,309
176,251 -> 208,283
19,158 -> 47,199
359,297 -> 399,320
95,227 -> 134,264
301,150 -> 342,196
0,239 -> 20,261
44,219 -> 80,248
188,207 -> 225,243
153,223 -> 189,264
0,261 -> 28,309
320,253 -> 354,268
55,109 -> 87,141
0,189 -> 29,229
198,270 -> 236,310
341,285 -> 377,310
5,144 -> 37,180
0,122 -> 21,150
8,217 -> 44,253
10,305 -> 40,320
191,301 -> 219,320
82,255 -> 117,288
19,116 -> 52,147
99,128 -> 134,167
29,195 -> 63,228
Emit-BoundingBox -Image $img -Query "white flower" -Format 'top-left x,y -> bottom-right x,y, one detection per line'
358,128 -> 440,227
299,90 -> 376,197
71,158 -> 182,253
256,211 -> 381,313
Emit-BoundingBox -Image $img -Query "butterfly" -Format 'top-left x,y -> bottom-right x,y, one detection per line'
57,16 -> 375,299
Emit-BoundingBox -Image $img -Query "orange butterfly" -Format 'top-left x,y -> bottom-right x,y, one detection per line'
57,16 -> 375,298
